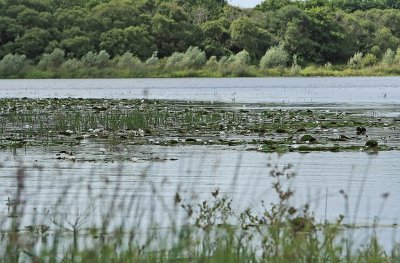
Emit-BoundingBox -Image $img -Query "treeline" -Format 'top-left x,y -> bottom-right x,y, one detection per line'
1,0 -> 400,77
2,45 -> 400,78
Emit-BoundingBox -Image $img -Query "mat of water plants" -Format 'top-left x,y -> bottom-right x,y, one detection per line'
1,98 -> 399,159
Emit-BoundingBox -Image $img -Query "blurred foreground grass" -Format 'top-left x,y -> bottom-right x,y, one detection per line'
1,164 -> 399,263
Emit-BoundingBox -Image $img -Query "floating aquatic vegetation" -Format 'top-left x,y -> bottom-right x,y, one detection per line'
0,98 -> 398,155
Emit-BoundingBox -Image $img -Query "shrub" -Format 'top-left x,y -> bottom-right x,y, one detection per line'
234,50 -> 251,66
260,44 -> 289,69
289,54 -> 301,76
323,62 -> 332,70
0,54 -> 30,77
219,54 -> 236,65
347,52 -> 363,69
61,58 -> 83,71
182,46 -> 206,69
165,47 -> 206,70
81,51 -> 98,67
145,51 -> 159,65
96,50 -> 110,68
116,52 -> 142,69
381,48 -> 395,66
81,50 -> 110,68
395,48 -> 400,65
165,52 -> 185,69
38,48 -> 65,70
361,53 -> 377,67
205,56 -> 219,70
370,45 -> 382,58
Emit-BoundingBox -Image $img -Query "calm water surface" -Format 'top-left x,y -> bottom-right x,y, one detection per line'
0,77 -> 399,106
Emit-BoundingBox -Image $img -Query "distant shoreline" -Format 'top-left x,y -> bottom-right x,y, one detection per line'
2,66 -> 400,79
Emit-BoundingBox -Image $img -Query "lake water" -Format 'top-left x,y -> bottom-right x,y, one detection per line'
1,77 -> 400,106
0,77 -> 399,249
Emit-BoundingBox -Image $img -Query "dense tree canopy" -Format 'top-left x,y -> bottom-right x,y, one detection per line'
0,0 -> 400,65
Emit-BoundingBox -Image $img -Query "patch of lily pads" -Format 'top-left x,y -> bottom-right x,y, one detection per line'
0,98 -> 398,155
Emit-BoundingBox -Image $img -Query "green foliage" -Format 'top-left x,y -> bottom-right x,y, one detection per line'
116,52 -> 142,69
165,52 -> 186,69
38,48 -> 65,70
260,44 -> 290,68
96,50 -> 110,68
60,35 -> 93,59
60,58 -> 83,71
381,48 -> 395,65
205,55 -> 219,69
0,53 -> 30,77
81,51 -> 97,67
145,51 -> 159,65
165,46 -> 206,69
182,46 -> 207,69
362,53 -> 377,67
15,27 -> 51,60
1,0 -> 400,76
234,50 -> 251,65
348,52 -> 363,69
230,16 -> 269,59
395,48 -> 400,64
290,54 -> 301,75
81,50 -> 110,68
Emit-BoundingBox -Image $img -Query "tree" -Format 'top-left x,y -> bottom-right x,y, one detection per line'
54,7 -> 90,30
257,0 -> 294,11
373,27 -> 399,52
200,19 -> 230,57
60,36 -> 93,58
230,16 -> 272,59
15,27 -> 51,60
0,16 -> 23,45
122,26 -> 155,60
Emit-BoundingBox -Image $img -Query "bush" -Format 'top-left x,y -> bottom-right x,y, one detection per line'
81,50 -> 110,68
289,54 -> 301,76
182,46 -> 206,69
324,62 -> 333,70
381,48 -> 395,66
361,53 -> 377,67
81,51 -> 98,67
38,48 -> 65,70
165,47 -> 206,70
0,54 -> 30,77
347,52 -> 363,69
165,52 -> 186,69
260,44 -> 289,69
61,58 -> 83,71
395,48 -> 400,65
234,50 -> 251,66
205,56 -> 219,70
219,54 -> 236,65
96,50 -> 110,68
370,45 -> 382,58
145,51 -> 159,65
116,52 -> 142,69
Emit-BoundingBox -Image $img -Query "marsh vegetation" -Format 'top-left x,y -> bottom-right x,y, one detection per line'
0,98 -> 398,153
